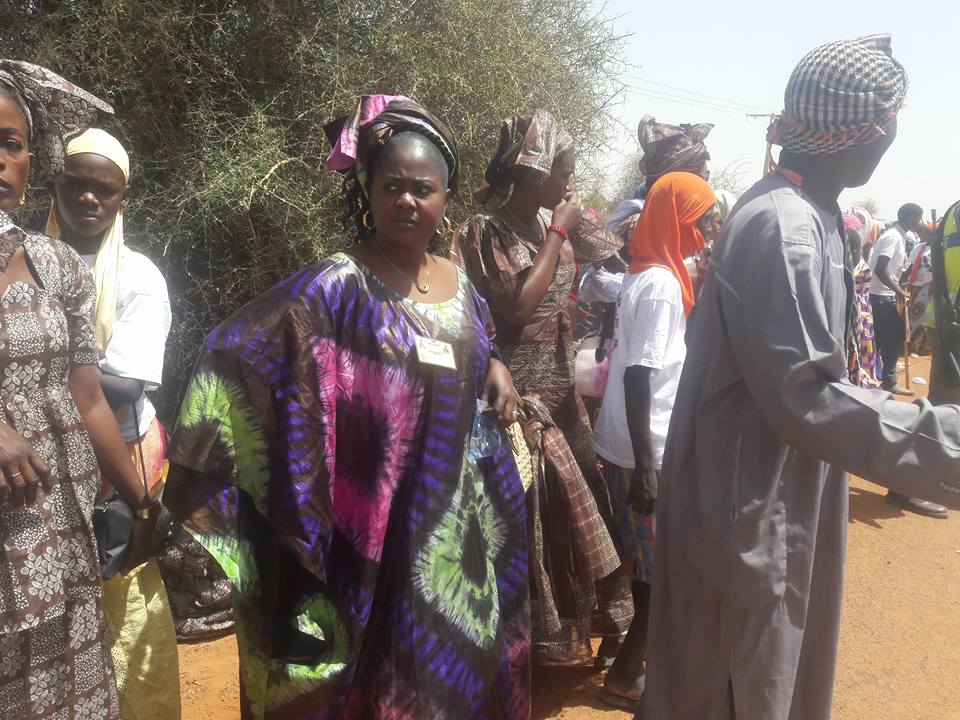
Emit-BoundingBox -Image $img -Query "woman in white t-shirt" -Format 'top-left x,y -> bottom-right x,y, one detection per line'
47,129 -> 180,719
593,171 -> 717,709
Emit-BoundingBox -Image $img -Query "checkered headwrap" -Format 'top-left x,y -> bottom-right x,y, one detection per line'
768,35 -> 908,155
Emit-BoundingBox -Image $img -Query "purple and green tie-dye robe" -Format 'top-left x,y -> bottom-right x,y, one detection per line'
164,253 -> 531,719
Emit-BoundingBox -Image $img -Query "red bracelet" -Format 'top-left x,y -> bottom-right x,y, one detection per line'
548,224 -> 568,240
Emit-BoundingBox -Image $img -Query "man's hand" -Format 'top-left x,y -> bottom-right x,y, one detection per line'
628,466 -> 659,516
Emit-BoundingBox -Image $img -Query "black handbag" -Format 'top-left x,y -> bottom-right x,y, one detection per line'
93,487 -> 135,580
92,400 -> 176,580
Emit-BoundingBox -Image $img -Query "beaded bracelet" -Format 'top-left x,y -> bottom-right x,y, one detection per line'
547,224 -> 568,240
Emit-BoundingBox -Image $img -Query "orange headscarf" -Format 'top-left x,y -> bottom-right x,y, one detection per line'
628,172 -> 716,316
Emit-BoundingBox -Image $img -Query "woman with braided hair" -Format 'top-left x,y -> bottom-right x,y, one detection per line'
164,95 -> 531,718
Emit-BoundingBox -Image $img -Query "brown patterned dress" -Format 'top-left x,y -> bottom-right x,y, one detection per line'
452,208 -> 633,662
0,213 -> 119,719
451,210 -> 590,465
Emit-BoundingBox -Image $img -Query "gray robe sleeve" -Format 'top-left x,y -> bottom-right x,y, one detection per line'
717,211 -> 960,507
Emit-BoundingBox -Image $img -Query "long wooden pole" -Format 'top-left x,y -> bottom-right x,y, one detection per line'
903,298 -> 912,390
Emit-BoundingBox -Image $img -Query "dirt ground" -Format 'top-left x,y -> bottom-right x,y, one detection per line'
179,355 -> 960,720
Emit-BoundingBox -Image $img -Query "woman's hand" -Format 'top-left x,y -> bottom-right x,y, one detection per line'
501,193 -> 581,328
481,359 -> 519,427
550,192 -> 583,235
122,501 -> 160,574
0,420 -> 53,508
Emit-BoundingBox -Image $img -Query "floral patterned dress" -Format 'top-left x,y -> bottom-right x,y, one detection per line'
0,212 -> 119,719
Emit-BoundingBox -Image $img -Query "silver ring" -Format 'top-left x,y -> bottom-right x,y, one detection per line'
9,471 -> 22,479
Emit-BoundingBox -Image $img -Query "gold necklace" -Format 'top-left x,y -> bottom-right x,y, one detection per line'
374,241 -> 432,294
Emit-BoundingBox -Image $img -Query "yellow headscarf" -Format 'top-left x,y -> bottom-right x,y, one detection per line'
45,128 -> 129,356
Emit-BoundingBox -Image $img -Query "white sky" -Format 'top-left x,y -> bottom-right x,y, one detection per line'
597,0 -> 959,221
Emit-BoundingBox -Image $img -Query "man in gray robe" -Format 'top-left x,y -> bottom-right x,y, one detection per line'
638,35 -> 960,720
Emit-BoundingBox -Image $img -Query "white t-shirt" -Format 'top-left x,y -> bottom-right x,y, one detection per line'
82,246 -> 171,441
868,226 -> 906,297
592,267 -> 687,470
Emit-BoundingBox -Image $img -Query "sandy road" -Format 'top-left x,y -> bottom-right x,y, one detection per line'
179,356 -> 960,719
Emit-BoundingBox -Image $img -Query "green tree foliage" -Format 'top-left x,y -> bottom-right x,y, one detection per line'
609,146 -> 644,210
710,159 -> 752,197
5,0 -> 625,418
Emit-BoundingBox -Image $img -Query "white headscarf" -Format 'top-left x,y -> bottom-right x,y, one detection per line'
45,128 -> 129,356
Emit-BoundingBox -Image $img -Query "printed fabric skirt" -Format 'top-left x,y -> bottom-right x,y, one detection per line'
527,386 -> 634,638
156,525 -> 235,641
0,595 -> 120,719
600,460 -> 657,584
519,396 -> 633,666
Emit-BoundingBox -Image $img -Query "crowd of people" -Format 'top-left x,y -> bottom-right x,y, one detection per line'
1,32 -> 959,720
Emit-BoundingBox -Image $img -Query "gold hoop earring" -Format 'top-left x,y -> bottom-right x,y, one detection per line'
441,215 -> 454,238
18,193 -> 25,207
362,210 -> 374,231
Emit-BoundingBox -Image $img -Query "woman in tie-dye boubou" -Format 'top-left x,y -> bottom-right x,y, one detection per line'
163,96 -> 532,719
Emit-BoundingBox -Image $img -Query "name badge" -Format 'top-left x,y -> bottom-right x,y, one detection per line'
414,336 -> 457,370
